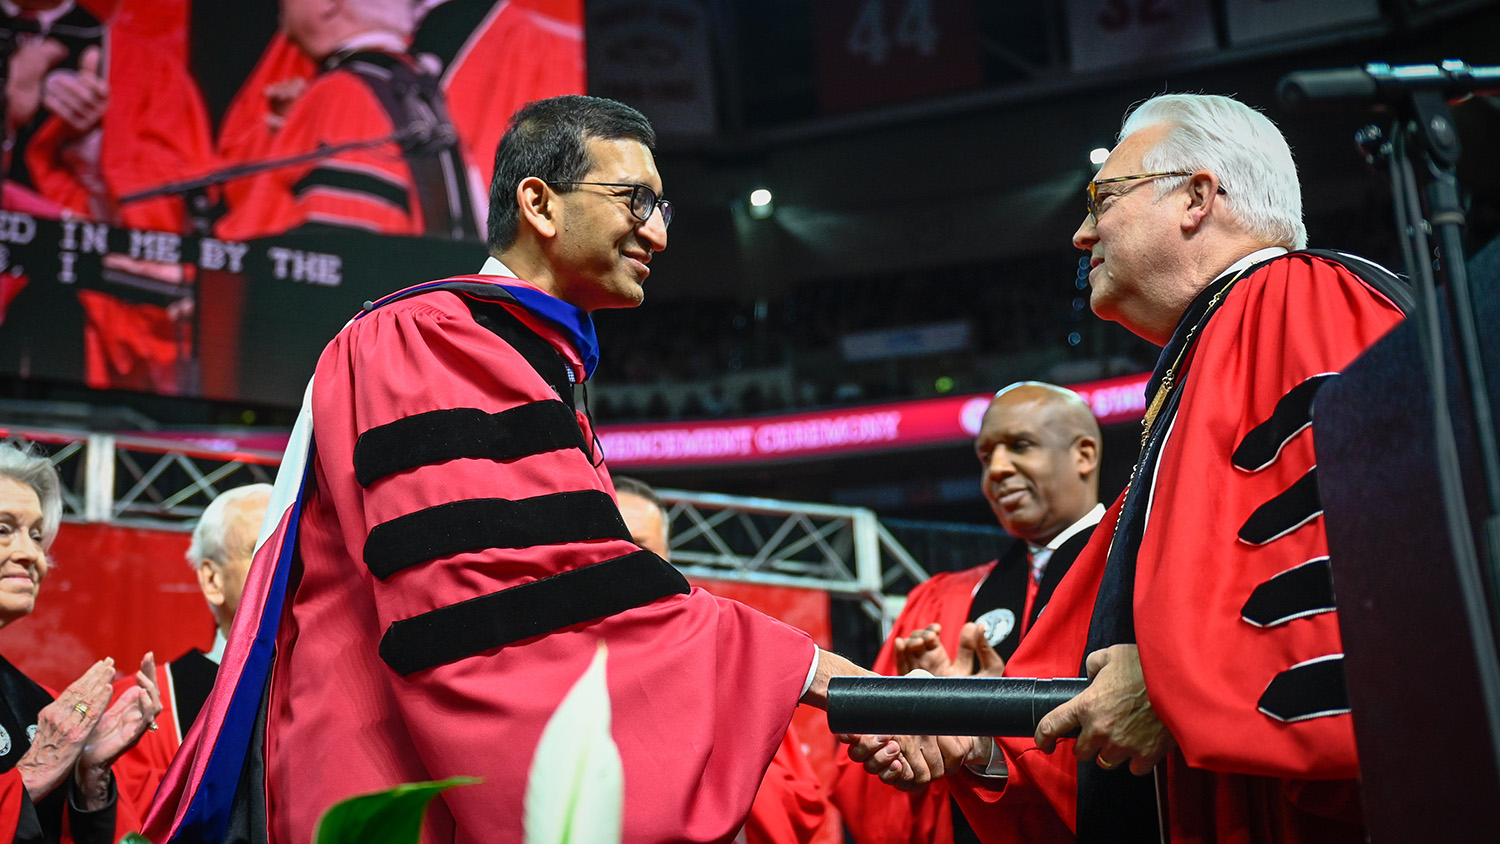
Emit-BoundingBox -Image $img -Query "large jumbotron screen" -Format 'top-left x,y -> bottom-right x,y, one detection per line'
0,0 -> 583,404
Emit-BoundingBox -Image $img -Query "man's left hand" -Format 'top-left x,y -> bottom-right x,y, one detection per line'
1033,644 -> 1174,775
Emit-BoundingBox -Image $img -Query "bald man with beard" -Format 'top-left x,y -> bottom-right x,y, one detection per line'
831,382 -> 1103,844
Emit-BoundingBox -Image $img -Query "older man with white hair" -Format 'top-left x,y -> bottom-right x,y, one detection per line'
112,484 -> 272,821
186,484 -> 275,663
853,94 -> 1412,844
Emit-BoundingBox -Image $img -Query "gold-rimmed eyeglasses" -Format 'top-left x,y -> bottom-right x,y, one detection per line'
1085,171 -> 1195,224
549,181 -> 674,228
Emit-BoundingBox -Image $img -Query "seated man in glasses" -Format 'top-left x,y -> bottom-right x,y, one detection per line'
146,94 -> 908,844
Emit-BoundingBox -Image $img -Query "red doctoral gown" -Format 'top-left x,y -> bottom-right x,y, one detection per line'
145,276 -> 816,843
953,252 -> 1405,843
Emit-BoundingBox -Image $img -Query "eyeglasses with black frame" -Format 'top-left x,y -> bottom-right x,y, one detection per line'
549,181 -> 674,229
1084,171 -> 1195,224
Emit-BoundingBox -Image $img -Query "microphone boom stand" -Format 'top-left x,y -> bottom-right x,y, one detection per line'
1379,89 -> 1500,717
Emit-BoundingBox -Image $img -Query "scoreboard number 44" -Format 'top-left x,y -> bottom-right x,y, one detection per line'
845,0 -> 940,65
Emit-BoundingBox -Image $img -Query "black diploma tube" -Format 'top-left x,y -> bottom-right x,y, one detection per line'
826,676 -> 1091,737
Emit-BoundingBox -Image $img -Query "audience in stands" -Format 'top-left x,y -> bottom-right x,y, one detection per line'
589,256 -> 1133,423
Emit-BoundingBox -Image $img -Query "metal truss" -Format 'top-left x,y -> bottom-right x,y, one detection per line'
0,427 -> 930,629
659,489 -> 930,632
0,426 -> 280,529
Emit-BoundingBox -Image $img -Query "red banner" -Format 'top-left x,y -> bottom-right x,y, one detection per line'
600,372 -> 1151,469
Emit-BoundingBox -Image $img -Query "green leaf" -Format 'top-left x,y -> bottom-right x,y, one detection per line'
313,776 -> 481,844
523,641 -> 623,844
121,834 -> 154,844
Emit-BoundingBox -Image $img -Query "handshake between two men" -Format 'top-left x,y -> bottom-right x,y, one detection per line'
836,630 -> 1176,793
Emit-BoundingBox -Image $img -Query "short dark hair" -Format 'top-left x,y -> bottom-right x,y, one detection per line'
486,95 -> 656,253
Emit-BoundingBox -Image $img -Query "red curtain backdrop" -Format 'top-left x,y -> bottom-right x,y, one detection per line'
0,522 -> 211,692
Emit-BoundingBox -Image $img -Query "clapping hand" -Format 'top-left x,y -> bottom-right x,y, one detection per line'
82,652 -> 161,770
950,621 -> 1006,677
893,624 -> 951,675
15,658 -> 114,801
893,622 -> 1007,677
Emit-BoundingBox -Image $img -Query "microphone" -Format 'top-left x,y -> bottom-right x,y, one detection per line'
826,676 -> 1090,737
1278,60 -> 1500,110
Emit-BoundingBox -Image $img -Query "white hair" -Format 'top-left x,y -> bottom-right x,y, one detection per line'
0,443 -> 61,548
187,484 -> 273,569
1119,94 -> 1307,250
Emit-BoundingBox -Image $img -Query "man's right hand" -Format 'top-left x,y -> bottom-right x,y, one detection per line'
840,666 -> 977,791
840,730 -> 975,791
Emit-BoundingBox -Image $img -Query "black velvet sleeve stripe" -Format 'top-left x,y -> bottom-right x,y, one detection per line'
363,490 -> 630,580
379,550 -> 690,676
1232,374 -> 1337,472
1257,654 -> 1350,722
293,166 -> 409,211
1241,557 -> 1336,628
353,402 -> 587,488
1238,469 -> 1323,545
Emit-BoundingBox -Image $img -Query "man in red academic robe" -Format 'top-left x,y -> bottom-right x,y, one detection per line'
830,383 -> 1102,844
850,93 -> 1409,844
145,94 -> 904,844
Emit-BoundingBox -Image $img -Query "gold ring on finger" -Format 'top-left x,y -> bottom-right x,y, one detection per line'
1097,756 -> 1116,770
74,703 -> 89,716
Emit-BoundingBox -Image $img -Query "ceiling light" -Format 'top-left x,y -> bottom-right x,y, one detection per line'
748,188 -> 774,219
